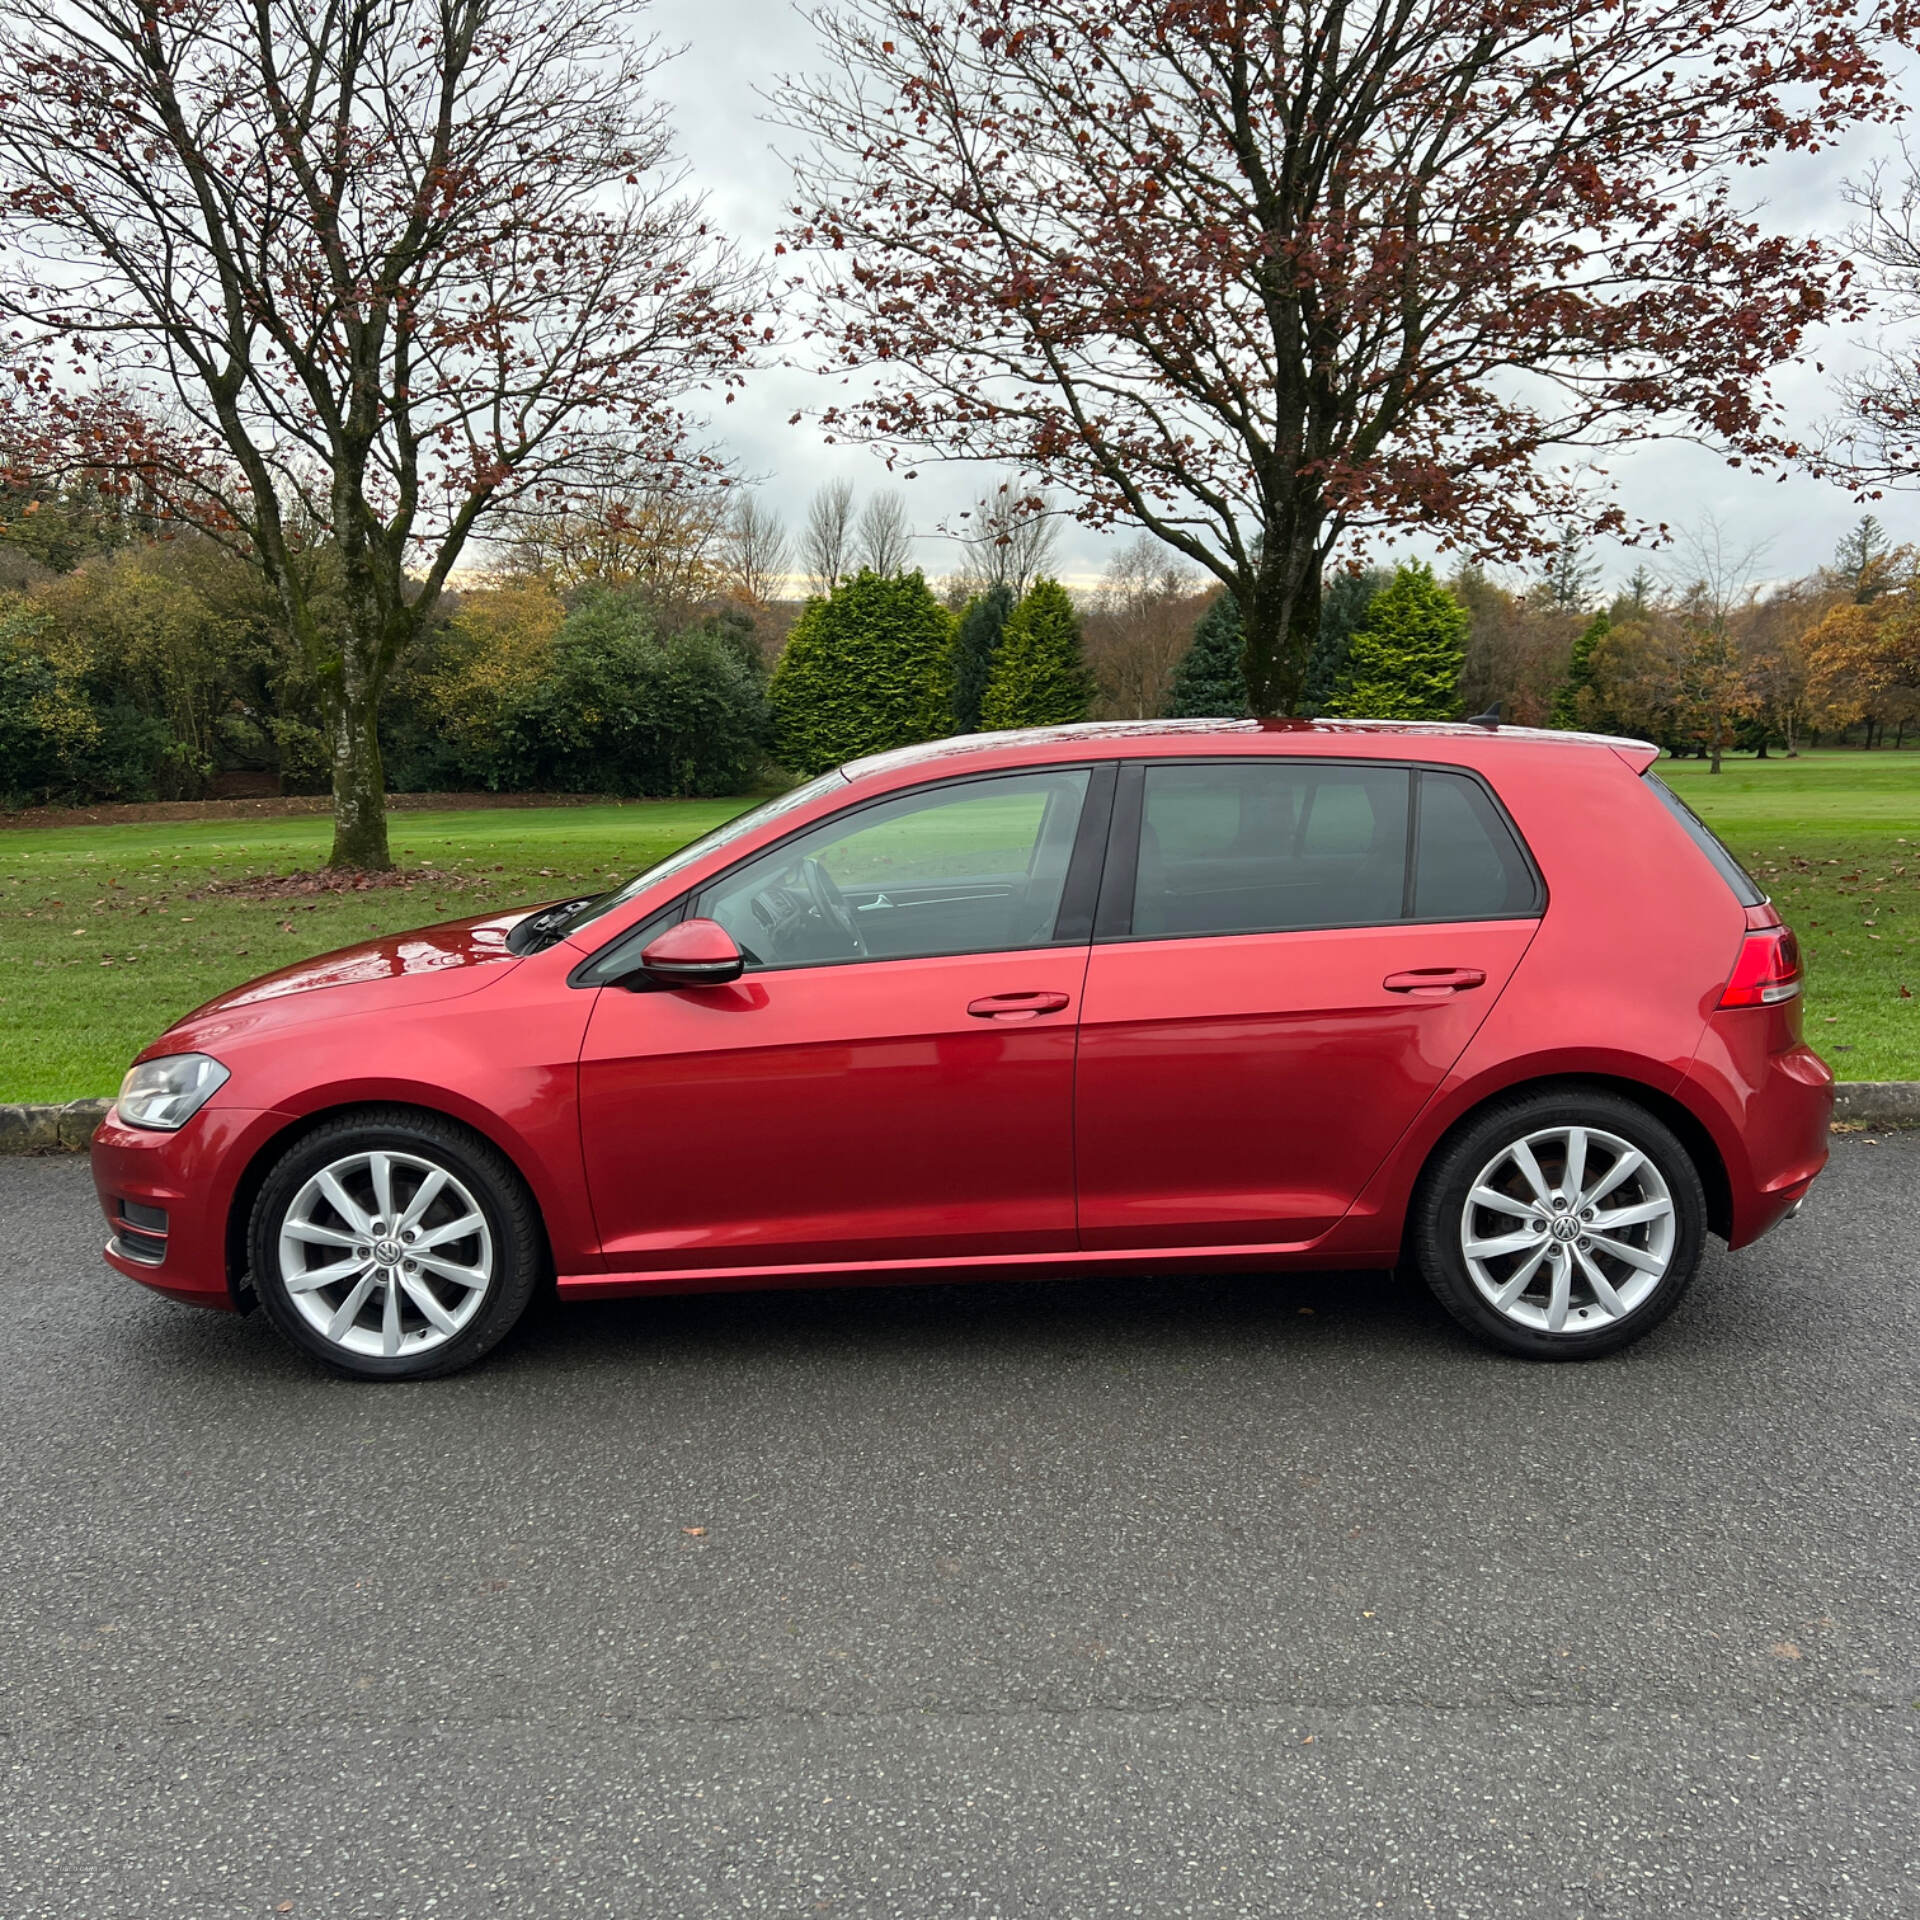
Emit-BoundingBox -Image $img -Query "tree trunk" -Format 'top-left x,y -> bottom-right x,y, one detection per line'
1240,507 -> 1323,716
326,625 -> 392,871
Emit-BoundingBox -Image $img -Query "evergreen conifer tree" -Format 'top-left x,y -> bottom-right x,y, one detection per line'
1325,562 -> 1467,720
1541,523 -> 1602,611
1165,593 -> 1249,717
949,583 -> 1013,732
1610,566 -> 1655,623
1303,566 -> 1386,712
1550,609 -> 1610,727
980,577 -> 1094,728
769,569 -> 954,774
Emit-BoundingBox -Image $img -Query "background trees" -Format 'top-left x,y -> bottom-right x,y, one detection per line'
1305,570 -> 1390,714
778,0 -> 1901,718
0,2 -> 1914,815
1804,587 -> 1920,749
1083,537 -> 1207,721
1324,565 -> 1468,721
0,0 -> 756,866
1166,597 -> 1251,720
722,497 -> 794,611
1552,614 -> 1611,729
1827,160 -> 1920,494
952,483 -> 1062,602
855,494 -> 915,577
800,482 -> 859,598
499,483 -> 734,623
950,586 -> 1015,733
490,594 -> 768,799
770,571 -> 955,773
981,580 -> 1095,729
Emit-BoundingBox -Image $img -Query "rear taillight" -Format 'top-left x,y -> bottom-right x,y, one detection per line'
1718,924 -> 1802,1008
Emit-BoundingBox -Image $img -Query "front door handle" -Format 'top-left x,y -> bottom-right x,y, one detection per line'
967,990 -> 1072,1021
1383,967 -> 1487,996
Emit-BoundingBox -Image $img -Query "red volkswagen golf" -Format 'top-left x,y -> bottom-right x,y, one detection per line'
90,720 -> 1831,1378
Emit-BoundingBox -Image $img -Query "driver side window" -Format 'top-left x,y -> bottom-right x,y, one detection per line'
696,768 -> 1093,969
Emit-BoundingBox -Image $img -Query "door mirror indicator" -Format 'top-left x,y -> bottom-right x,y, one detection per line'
631,918 -> 745,989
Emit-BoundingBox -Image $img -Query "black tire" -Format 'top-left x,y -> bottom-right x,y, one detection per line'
248,1107 -> 544,1380
1411,1087 -> 1708,1361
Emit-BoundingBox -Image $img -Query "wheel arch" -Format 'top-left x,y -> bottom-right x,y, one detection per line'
1403,1072 -> 1734,1251
222,1099 -> 559,1309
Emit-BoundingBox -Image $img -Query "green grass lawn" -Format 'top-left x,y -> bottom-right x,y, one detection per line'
1660,750 -> 1918,1082
0,801 -> 748,1102
1,748 -> 1914,1103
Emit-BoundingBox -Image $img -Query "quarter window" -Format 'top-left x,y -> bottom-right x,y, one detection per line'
1411,770 -> 1539,920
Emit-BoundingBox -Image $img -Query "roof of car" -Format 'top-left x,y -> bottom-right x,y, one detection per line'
841,717 -> 1659,782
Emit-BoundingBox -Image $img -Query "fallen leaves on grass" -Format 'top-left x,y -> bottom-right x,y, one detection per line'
191,865 -> 478,901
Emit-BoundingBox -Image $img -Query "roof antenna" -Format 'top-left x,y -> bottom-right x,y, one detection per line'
1466,701 -> 1501,731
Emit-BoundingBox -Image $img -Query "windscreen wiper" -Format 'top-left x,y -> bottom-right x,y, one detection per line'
507,895 -> 603,955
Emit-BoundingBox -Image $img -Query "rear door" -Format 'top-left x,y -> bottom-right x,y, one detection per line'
1074,758 -> 1543,1249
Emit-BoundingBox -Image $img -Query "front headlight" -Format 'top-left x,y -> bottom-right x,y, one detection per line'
116,1053 -> 231,1131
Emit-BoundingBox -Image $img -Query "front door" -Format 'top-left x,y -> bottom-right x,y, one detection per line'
579,765 -> 1106,1273
1074,758 -> 1543,1249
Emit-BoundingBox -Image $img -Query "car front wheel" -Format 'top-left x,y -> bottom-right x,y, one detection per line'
1412,1090 -> 1708,1360
249,1109 -> 543,1380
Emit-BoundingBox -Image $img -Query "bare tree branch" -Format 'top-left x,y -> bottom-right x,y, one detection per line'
0,0 -> 760,864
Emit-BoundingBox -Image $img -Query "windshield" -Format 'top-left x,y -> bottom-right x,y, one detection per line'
547,771 -> 850,942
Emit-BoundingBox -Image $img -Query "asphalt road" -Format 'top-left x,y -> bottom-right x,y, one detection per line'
1,1137 -> 1916,1920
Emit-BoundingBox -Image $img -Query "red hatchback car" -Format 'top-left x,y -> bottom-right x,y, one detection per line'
91,719 -> 1832,1379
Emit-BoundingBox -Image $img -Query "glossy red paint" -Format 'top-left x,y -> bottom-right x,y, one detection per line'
1075,920 -> 1538,1249
90,718 -> 1832,1325
634,916 -> 747,984
580,948 -> 1087,1268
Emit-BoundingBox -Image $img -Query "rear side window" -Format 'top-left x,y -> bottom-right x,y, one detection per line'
1412,770 -> 1539,920
1645,775 -> 1766,908
1132,762 -> 1411,935
1114,758 -> 1542,939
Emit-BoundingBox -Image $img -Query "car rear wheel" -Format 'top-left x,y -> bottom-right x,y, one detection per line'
249,1109 -> 543,1380
1412,1090 -> 1707,1360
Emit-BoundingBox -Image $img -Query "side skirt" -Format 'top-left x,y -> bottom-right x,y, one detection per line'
557,1238 -> 1401,1302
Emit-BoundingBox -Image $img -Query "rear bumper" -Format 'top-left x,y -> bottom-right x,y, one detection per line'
90,1104 -> 279,1310
1683,1012 -> 1833,1250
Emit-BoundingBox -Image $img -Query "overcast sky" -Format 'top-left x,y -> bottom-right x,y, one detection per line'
647,0 -> 1911,597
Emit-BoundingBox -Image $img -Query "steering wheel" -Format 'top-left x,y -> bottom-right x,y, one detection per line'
802,856 -> 867,957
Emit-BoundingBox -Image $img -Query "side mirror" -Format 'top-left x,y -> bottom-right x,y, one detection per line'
632,917 -> 745,989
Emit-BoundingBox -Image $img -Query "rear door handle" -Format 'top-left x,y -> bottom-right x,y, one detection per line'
967,990 -> 1072,1021
1383,967 -> 1487,995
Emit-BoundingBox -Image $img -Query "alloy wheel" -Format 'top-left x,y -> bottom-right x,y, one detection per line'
276,1149 -> 494,1360
1459,1125 -> 1677,1336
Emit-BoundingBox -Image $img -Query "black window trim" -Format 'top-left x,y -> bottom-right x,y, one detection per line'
1090,753 -> 1547,945
568,760 -> 1119,987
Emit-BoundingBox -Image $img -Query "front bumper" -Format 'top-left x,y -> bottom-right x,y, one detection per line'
90,1104 -> 278,1310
